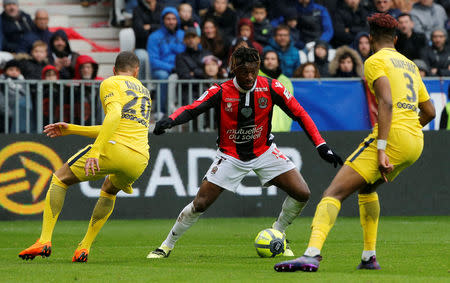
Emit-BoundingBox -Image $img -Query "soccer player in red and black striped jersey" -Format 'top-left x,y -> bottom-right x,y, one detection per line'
147,47 -> 343,259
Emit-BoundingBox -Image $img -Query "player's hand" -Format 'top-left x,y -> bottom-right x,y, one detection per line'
378,150 -> 394,182
153,118 -> 173,135
84,158 -> 100,176
317,144 -> 343,168
43,122 -> 68,138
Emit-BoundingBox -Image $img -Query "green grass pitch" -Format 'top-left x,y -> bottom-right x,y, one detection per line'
1,217 -> 449,282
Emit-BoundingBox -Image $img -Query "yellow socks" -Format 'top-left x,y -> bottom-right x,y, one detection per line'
305,197 -> 341,256
359,192 -> 379,259
78,191 -> 116,251
39,174 -> 68,243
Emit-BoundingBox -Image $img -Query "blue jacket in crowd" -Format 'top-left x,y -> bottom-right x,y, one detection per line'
296,0 -> 333,43
263,38 -> 300,77
147,7 -> 185,73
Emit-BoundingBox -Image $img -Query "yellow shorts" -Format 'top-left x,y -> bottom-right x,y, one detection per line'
67,141 -> 148,194
344,128 -> 423,184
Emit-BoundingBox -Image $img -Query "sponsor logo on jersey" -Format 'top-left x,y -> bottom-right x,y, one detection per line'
225,98 -> 240,102
227,125 -> 264,144
258,97 -> 268,109
104,92 -> 114,101
255,87 -> 268,92
283,88 -> 292,100
274,81 -> 283,88
198,91 -> 209,101
225,102 -> 233,112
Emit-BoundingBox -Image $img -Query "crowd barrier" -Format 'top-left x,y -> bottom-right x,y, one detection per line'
0,131 -> 448,220
0,78 -> 448,134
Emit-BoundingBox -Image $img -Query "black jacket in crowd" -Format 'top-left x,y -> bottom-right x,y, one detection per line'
420,45 -> 450,76
132,0 -> 163,49
252,18 -> 272,46
175,47 -> 211,79
48,30 -> 80,79
395,31 -> 428,60
1,10 -> 34,53
20,59 -> 47,80
203,6 -> 238,43
331,4 -> 369,47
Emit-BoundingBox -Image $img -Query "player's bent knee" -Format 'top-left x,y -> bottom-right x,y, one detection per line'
192,198 -> 209,213
54,163 -> 80,186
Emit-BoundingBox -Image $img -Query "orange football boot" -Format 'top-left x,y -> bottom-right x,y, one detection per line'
72,248 -> 89,263
18,239 -> 51,260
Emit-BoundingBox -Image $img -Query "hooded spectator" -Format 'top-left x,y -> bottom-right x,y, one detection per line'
74,55 -> 102,80
203,0 -> 238,43
352,32 -> 371,62
263,25 -> 301,77
329,45 -> 363,77
48,29 -> 79,79
1,0 -> 34,53
231,18 -> 263,55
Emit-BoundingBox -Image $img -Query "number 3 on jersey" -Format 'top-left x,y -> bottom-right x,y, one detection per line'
123,90 -> 151,120
403,72 -> 417,102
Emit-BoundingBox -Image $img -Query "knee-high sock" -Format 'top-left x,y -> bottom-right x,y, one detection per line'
78,191 -> 116,251
359,192 -> 380,260
273,196 -> 307,234
305,197 -> 341,256
39,174 -> 68,243
162,202 -> 203,249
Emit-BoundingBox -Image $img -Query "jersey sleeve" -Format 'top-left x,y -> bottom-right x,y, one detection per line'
417,73 -> 431,103
269,79 -> 325,147
100,79 -> 121,107
169,84 -> 222,125
364,57 -> 386,92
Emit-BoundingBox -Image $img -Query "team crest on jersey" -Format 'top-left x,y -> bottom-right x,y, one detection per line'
258,97 -> 268,109
225,102 -> 233,112
211,166 -> 218,174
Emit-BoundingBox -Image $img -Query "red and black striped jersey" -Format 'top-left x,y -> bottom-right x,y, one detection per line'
169,76 -> 325,161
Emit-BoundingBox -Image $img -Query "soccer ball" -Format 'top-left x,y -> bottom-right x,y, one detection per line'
254,228 -> 286,258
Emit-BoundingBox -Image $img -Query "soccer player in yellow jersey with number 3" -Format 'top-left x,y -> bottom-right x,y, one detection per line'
19,52 -> 151,263
275,13 -> 436,272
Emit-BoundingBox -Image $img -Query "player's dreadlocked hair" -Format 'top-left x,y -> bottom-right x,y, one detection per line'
367,13 -> 399,42
230,46 -> 260,72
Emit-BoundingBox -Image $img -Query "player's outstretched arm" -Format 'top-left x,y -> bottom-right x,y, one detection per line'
44,122 -> 102,138
418,100 -> 436,127
373,76 -> 394,181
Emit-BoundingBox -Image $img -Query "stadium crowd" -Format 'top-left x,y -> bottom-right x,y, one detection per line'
0,0 -> 449,131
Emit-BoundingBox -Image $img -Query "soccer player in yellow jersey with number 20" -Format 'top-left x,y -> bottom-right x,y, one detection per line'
19,52 -> 151,263
275,13 -> 436,272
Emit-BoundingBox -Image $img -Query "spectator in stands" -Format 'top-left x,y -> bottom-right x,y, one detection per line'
48,29 -> 80,79
284,10 -> 305,50
332,0 -> 369,47
250,2 -> 272,46
187,0 -> 212,17
0,59 -> 30,132
132,0 -> 163,80
1,0 -> 34,53
201,18 -> 230,64
410,0 -> 447,40
370,0 -> 401,18
295,0 -> 334,47
203,54 -> 225,79
329,45 -> 363,78
293,62 -> 320,78
175,28 -> 210,79
421,28 -> 450,76
148,7 -> 185,114
203,0 -> 238,43
312,40 -> 332,77
263,25 -> 301,77
178,3 -> 201,34
231,18 -> 263,55
19,40 -> 48,80
413,59 -> 430,77
20,9 -> 53,53
74,55 -> 102,81
41,65 -> 60,125
230,0 -> 257,18
396,13 -> 428,61
258,50 -> 294,132
352,32 -> 371,62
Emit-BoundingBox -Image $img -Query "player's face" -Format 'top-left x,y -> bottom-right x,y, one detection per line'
163,13 -> 178,32
302,64 -> 316,78
234,62 -> 259,90
203,21 -> 216,39
263,52 -> 279,70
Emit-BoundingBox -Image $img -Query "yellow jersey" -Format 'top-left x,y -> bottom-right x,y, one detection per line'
364,48 -> 430,137
99,75 -> 151,158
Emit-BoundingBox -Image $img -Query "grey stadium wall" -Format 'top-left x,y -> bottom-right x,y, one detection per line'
0,131 -> 448,220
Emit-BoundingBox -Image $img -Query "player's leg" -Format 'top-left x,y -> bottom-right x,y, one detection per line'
147,180 -> 224,258
19,163 -> 80,260
73,177 -> 120,262
274,165 -> 367,272
357,180 -> 383,270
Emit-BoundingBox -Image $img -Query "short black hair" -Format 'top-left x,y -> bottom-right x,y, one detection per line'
252,2 -> 266,10
114,51 -> 139,72
230,46 -> 260,71
397,13 -> 412,20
